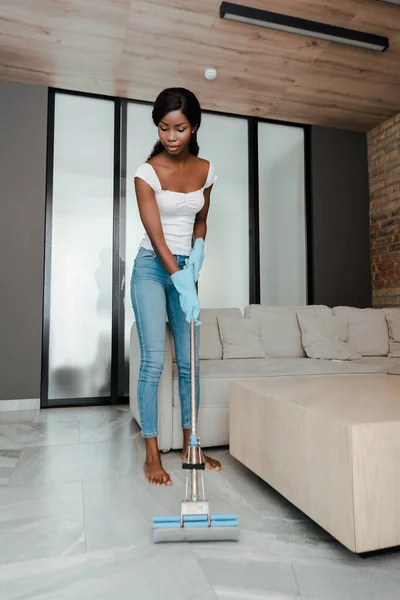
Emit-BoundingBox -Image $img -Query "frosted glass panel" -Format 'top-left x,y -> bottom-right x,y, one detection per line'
258,123 -> 307,306
198,114 -> 249,309
124,103 -> 155,394
48,94 -> 114,399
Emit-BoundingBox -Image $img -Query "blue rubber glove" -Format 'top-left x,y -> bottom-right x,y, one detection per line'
171,267 -> 201,326
187,238 -> 205,282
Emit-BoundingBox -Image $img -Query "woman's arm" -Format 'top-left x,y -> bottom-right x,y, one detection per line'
135,178 -> 180,275
193,185 -> 212,242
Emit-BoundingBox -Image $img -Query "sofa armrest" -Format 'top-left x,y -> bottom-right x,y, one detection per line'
129,321 -> 174,452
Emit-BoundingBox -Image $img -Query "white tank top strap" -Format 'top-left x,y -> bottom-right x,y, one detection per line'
203,162 -> 217,189
134,163 -> 162,193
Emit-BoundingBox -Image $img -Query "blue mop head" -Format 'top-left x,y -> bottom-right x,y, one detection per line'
152,514 -> 239,543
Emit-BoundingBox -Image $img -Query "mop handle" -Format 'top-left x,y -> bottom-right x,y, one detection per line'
190,317 -> 197,437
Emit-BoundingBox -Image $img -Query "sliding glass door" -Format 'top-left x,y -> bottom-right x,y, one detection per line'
258,123 -> 307,305
46,93 -> 114,403
197,113 -> 249,309
124,102 -> 155,396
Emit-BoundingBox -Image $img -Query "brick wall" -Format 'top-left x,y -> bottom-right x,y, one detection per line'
368,112 -> 400,307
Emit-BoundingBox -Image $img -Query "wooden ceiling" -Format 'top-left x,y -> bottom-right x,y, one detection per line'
0,0 -> 399,131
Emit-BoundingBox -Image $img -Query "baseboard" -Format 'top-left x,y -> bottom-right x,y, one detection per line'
0,398 -> 40,411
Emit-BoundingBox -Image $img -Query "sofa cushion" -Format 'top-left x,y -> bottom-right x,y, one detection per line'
172,358 -> 384,409
199,308 -> 242,360
385,313 -> 400,358
333,307 -> 389,356
244,305 -> 332,358
353,356 -> 400,375
174,307 -> 242,360
198,324 -> 223,360
297,312 -> 361,361
217,317 -> 266,359
172,356 -> 382,394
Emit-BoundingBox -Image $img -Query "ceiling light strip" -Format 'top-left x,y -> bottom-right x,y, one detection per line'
220,2 -> 389,52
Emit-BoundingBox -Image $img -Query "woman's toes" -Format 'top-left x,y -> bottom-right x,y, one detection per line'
204,454 -> 222,471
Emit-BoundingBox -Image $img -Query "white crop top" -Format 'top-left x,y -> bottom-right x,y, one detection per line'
134,161 -> 217,256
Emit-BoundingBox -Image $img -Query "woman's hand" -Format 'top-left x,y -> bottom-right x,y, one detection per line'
187,238 -> 205,282
171,267 -> 201,326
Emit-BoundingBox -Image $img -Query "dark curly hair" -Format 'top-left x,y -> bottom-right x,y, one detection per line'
147,88 -> 201,160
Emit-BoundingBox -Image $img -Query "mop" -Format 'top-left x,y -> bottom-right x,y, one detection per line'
153,317 -> 239,543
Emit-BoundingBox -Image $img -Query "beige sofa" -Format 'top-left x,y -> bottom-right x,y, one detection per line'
129,304 -> 400,452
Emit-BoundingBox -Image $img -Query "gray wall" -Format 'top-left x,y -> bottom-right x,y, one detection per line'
0,80 -> 48,400
309,127 -> 372,308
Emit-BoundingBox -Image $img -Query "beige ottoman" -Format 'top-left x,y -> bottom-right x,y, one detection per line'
229,375 -> 400,553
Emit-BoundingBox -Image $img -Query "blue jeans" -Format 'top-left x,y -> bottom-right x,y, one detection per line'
131,247 -> 200,438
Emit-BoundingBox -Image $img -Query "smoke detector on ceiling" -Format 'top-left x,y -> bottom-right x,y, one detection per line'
204,68 -> 217,80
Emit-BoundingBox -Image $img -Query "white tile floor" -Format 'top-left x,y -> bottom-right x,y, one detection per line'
0,405 -> 399,599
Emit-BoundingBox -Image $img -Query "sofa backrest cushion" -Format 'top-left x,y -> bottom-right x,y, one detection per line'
244,305 -> 332,357
332,306 -> 389,356
198,308 -> 242,360
217,317 -> 266,359
296,312 -> 361,361
385,310 -> 400,358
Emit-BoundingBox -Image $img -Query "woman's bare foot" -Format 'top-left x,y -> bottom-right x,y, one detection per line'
143,437 -> 172,486
143,456 -> 172,486
181,429 -> 223,472
203,453 -> 223,471
181,449 -> 222,471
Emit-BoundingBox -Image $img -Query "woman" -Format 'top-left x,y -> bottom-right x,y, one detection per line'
131,87 -> 222,486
